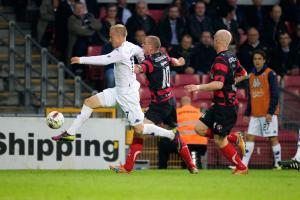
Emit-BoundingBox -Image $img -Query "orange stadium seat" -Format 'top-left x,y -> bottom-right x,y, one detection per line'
148,9 -> 164,24
174,74 -> 200,87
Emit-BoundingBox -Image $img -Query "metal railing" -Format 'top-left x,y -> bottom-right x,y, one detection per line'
0,13 -> 97,113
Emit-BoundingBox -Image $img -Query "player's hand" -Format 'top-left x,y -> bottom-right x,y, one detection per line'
71,57 -> 80,64
243,116 -> 250,124
184,84 -> 200,92
266,114 -> 272,123
134,64 -> 142,74
177,57 -> 185,66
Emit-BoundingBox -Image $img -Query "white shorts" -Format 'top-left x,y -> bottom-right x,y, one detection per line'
247,115 -> 278,137
96,87 -> 144,126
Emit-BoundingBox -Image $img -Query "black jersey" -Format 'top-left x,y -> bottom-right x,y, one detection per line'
210,50 -> 247,106
140,51 -> 175,103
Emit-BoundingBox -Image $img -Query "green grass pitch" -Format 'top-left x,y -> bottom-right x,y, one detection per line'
0,169 -> 299,200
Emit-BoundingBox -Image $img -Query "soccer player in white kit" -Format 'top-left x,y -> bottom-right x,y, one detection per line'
52,24 -> 178,146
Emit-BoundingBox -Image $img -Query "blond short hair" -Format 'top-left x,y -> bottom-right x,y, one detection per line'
146,35 -> 161,50
110,24 -> 127,37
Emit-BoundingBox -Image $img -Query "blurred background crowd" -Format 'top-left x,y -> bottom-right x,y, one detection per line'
3,0 -> 300,89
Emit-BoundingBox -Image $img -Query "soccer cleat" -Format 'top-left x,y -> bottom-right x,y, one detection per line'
232,167 -> 248,175
51,131 -> 75,142
109,165 -> 130,174
188,167 -> 199,174
172,128 -> 183,151
236,132 -> 246,156
279,159 -> 300,171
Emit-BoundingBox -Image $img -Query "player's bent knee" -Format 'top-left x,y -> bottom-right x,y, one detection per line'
214,135 -> 227,148
84,96 -> 101,108
133,123 -> 144,135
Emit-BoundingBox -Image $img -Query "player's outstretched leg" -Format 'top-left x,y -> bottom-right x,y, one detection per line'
52,95 -> 100,142
215,136 -> 248,175
110,137 -> 144,173
172,128 -> 198,174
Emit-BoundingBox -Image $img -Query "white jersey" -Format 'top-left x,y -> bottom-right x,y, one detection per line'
79,41 -> 144,88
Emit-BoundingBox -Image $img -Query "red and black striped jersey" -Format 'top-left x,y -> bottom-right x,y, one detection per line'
210,50 -> 247,106
140,51 -> 175,103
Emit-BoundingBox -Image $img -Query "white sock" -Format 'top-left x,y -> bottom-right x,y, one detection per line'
292,133 -> 300,161
67,104 -> 93,135
272,143 -> 281,167
143,124 -> 175,140
242,141 -> 254,167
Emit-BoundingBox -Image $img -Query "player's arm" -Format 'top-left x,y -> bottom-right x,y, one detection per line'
134,59 -> 154,74
168,55 -> 185,67
234,60 -> 248,84
134,45 -> 145,64
185,60 -> 226,92
171,57 -> 185,67
244,78 -> 251,116
267,71 -> 279,122
71,49 -> 124,66
184,81 -> 224,92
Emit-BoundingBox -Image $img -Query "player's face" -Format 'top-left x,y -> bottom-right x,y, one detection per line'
142,39 -> 152,55
253,53 -> 265,69
109,31 -> 122,48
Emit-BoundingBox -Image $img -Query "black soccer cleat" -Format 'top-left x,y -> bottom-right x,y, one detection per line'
278,159 -> 300,171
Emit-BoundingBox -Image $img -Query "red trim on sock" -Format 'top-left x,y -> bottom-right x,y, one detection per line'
124,138 -> 143,171
177,139 -> 196,169
221,143 -> 246,170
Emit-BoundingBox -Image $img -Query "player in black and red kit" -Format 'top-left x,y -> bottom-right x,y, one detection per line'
110,36 -> 198,174
185,30 -> 248,175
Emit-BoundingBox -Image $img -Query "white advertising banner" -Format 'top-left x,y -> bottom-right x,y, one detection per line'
0,117 -> 126,169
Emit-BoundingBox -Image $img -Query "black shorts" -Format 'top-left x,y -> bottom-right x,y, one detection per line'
200,104 -> 238,137
145,97 -> 177,128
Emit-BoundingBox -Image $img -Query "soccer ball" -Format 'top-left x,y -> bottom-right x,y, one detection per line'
46,111 -> 64,129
